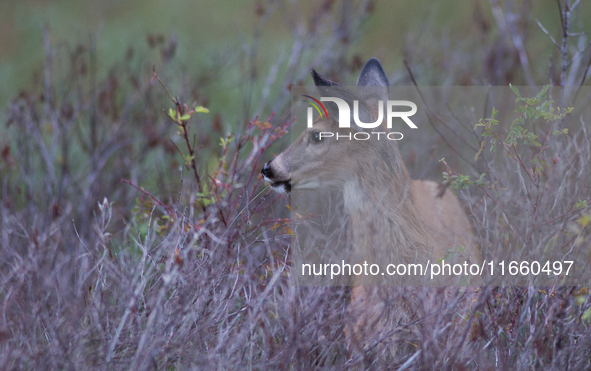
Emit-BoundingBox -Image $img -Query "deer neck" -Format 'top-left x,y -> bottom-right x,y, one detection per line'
342,153 -> 430,268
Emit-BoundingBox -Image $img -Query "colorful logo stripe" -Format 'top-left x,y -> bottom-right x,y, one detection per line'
302,95 -> 329,119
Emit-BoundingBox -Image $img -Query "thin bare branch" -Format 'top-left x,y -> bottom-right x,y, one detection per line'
559,0 -> 571,86
535,19 -> 560,49
567,40 -> 591,67
489,0 -> 535,85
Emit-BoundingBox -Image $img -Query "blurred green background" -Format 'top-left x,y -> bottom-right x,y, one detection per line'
2,0 -> 589,111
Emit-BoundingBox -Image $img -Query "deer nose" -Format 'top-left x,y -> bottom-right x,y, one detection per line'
261,162 -> 274,179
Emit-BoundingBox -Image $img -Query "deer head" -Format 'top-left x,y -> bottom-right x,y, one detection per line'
261,59 -> 409,197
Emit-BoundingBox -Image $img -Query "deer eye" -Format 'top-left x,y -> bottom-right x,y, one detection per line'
310,131 -> 322,144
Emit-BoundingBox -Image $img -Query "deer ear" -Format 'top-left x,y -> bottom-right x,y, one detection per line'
311,69 -> 340,87
356,58 -> 390,103
311,69 -> 373,130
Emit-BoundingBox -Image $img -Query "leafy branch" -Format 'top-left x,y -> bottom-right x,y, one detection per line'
152,67 -> 209,202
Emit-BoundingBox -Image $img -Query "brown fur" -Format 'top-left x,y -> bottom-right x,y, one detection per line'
262,58 -> 481,360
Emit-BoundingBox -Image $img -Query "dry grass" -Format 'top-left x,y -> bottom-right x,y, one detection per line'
1,1 -> 591,369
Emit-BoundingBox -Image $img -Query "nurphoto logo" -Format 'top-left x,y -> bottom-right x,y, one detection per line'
303,95 -> 418,141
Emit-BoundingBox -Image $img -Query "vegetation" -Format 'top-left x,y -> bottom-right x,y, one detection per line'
1,0 -> 590,369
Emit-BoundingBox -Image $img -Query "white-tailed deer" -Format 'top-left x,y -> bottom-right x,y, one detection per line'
262,58 -> 481,360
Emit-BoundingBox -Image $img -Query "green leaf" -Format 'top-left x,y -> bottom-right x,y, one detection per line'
539,85 -> 550,98
195,106 -> 209,113
578,214 -> 591,228
509,84 -> 521,98
180,114 -> 191,120
491,107 -> 498,119
575,199 -> 588,210
474,173 -> 486,186
474,140 -> 485,162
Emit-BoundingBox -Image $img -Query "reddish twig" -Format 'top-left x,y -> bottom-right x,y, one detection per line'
121,178 -> 175,217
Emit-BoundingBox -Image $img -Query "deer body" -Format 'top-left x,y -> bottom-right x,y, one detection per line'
262,58 -> 480,358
